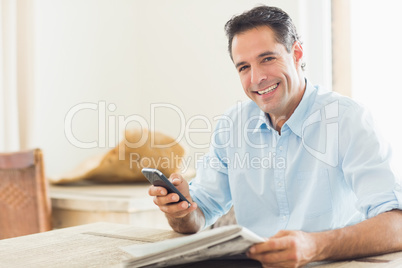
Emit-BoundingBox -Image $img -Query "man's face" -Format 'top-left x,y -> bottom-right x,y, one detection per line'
231,26 -> 304,119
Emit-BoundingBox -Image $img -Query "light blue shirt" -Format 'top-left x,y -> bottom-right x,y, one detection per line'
189,80 -> 402,238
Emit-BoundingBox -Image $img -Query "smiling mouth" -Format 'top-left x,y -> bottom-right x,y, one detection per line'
257,83 -> 279,95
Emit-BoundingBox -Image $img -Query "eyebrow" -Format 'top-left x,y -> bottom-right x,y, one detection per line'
234,51 -> 277,69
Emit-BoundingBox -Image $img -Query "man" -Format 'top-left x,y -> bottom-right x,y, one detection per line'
149,5 -> 402,267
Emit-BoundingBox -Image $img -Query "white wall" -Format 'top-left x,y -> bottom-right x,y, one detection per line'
350,0 -> 402,177
32,0 -> 331,178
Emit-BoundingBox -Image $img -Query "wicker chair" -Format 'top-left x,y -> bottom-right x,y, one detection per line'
0,149 -> 52,239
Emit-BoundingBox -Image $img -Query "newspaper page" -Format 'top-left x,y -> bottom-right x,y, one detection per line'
121,225 -> 265,267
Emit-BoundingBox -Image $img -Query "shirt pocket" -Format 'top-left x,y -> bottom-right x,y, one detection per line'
296,169 -> 333,218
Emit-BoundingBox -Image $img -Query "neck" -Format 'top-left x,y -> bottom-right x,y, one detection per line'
269,78 -> 306,134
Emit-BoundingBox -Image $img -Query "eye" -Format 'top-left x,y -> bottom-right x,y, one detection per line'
238,65 -> 249,73
262,57 -> 275,63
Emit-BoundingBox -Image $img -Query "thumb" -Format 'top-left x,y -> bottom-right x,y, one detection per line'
170,173 -> 184,186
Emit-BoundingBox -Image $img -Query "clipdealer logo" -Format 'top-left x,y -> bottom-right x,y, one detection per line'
64,101 -> 223,160
301,101 -> 339,167
64,100 -> 340,168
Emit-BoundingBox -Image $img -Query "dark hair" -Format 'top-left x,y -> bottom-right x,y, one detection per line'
225,5 -> 304,66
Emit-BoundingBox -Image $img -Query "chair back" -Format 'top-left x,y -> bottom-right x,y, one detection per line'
0,149 -> 52,239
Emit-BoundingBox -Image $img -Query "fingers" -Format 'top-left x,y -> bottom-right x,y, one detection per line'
152,191 -> 180,206
159,201 -> 198,218
247,240 -> 296,268
170,173 -> 185,186
248,249 -> 295,267
148,185 -> 167,196
271,229 -> 292,238
148,172 -> 195,218
150,189 -> 194,218
247,230 -> 313,268
147,172 -> 186,198
249,236 -> 291,255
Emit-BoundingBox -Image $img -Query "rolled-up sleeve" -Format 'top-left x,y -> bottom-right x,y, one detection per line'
341,104 -> 402,219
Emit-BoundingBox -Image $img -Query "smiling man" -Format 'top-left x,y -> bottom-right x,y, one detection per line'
149,5 -> 402,267
231,25 -> 305,134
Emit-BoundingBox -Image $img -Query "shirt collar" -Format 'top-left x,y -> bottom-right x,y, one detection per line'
284,79 -> 315,137
252,109 -> 271,133
252,79 -> 316,137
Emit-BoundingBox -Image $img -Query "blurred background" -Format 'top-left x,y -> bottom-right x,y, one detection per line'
1,0 -> 401,179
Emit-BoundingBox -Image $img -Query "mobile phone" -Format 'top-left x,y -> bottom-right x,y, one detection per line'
141,168 -> 191,207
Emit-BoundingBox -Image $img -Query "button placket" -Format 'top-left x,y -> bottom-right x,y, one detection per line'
273,133 -> 290,228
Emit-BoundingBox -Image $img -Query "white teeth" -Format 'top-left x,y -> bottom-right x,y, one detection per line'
257,83 -> 278,95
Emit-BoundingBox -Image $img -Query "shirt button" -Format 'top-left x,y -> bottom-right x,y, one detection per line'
277,182 -> 283,187
282,215 -> 287,221
279,146 -> 283,151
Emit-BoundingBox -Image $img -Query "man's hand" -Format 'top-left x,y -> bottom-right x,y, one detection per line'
247,230 -> 318,268
248,210 -> 402,267
148,173 -> 204,233
148,173 -> 198,218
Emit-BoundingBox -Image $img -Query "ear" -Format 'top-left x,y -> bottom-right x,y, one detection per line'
292,41 -> 304,67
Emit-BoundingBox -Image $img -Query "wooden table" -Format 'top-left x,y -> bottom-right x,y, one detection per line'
1,222 -> 402,268
0,222 -> 180,268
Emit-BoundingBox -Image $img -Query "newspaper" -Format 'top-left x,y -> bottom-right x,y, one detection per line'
121,225 -> 265,267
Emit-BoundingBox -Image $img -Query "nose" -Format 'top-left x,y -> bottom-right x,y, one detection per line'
250,66 -> 267,86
